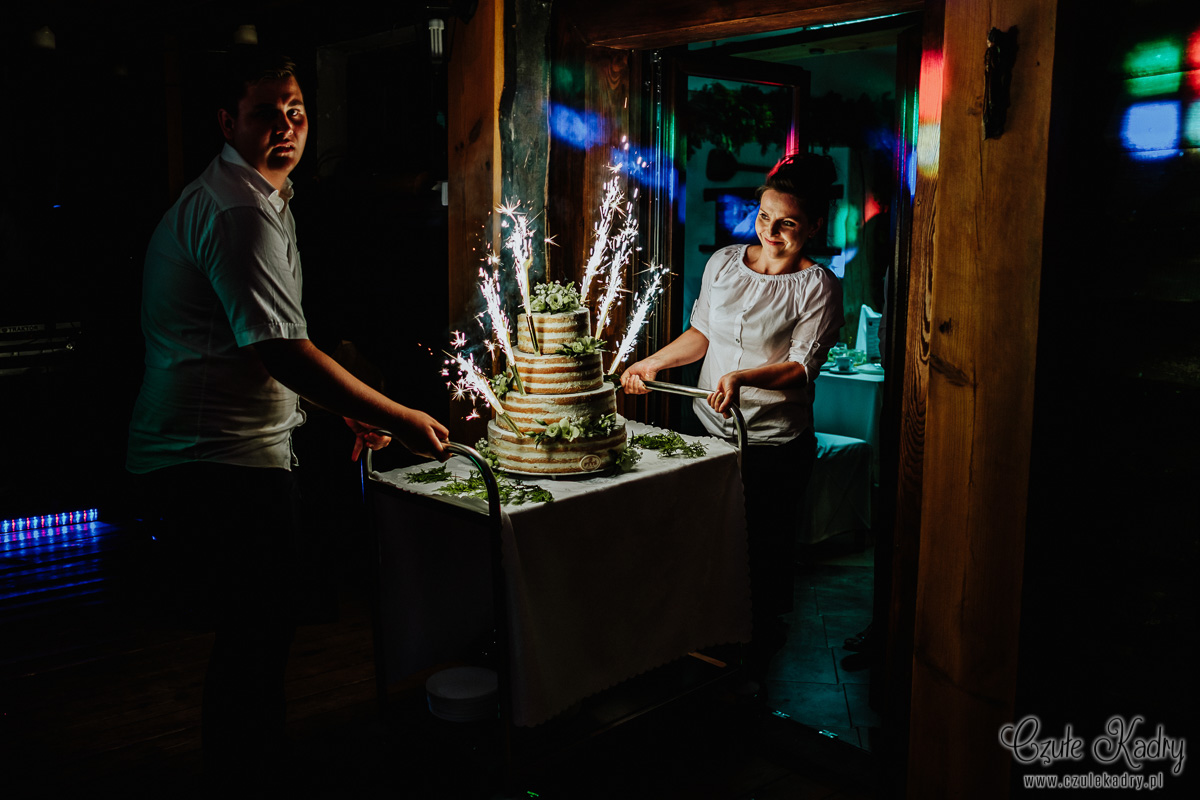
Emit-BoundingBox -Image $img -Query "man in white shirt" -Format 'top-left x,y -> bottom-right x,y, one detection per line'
127,50 -> 447,784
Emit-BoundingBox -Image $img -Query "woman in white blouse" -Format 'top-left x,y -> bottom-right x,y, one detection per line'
622,155 -> 844,688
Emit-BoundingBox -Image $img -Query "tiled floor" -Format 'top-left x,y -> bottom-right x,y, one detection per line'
766,535 -> 879,751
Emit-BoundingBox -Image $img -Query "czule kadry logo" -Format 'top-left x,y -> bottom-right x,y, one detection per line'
999,714 -> 1186,775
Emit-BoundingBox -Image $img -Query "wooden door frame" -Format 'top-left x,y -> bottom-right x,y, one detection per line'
555,7 -> 936,791
648,52 -> 813,430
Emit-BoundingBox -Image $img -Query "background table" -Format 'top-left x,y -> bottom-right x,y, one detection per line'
813,366 -> 885,481
797,433 -> 872,545
370,422 -> 752,727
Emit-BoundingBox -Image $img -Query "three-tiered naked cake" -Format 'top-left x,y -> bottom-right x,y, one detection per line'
486,299 -> 627,475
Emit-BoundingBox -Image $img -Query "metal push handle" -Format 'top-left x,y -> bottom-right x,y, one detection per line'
635,378 -> 748,454
364,437 -> 510,766
365,438 -> 502,519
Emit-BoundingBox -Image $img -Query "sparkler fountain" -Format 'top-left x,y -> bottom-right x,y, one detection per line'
446,163 -> 669,475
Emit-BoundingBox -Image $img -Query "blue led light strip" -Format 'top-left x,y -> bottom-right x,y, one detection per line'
0,508 -> 99,533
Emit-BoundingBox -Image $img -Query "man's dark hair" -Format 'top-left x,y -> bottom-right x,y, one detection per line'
217,48 -> 298,116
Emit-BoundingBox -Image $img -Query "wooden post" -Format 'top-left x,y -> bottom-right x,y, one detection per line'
501,0 -> 554,283
905,0 -> 1057,796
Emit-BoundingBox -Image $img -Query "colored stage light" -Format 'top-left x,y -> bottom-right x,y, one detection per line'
549,103 -> 606,150
1125,38 -> 1182,78
1121,101 -> 1181,160
1126,72 -> 1182,98
1184,102 -> 1200,148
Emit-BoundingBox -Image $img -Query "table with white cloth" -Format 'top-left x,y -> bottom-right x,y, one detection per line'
797,432 -> 873,545
369,422 -> 752,728
795,366 -> 885,545
813,366 -> 885,481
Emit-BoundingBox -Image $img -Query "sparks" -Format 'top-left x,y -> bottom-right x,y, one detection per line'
445,349 -> 525,437
609,262 -> 667,373
478,268 -> 514,362
479,265 -> 525,394
579,176 -> 623,305
497,200 -> 540,351
592,193 -> 640,337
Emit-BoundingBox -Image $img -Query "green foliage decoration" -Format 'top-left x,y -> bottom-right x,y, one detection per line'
614,444 -> 642,472
474,439 -> 500,470
529,281 -> 582,313
439,471 -> 555,506
406,464 -> 453,484
533,413 -> 619,446
556,336 -> 607,357
404,448 -> 553,505
629,431 -> 707,459
490,369 -> 516,400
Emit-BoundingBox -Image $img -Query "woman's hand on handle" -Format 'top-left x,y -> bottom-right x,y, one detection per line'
708,371 -> 745,417
705,361 -> 809,417
620,361 -> 658,395
618,328 -> 712,396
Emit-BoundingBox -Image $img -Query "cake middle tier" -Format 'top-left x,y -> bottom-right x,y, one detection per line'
512,350 -> 603,394
502,383 -> 617,432
517,310 -> 589,354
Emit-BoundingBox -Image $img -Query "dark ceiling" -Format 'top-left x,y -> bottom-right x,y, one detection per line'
5,1 -> 448,59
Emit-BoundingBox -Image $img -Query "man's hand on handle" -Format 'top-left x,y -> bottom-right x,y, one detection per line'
343,410 -> 449,462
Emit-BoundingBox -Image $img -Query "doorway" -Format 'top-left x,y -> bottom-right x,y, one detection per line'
645,14 -> 920,752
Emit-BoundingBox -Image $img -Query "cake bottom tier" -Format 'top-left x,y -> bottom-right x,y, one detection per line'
487,418 -> 628,475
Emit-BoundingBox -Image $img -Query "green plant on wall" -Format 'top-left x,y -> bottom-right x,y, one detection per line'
688,82 -> 896,159
686,83 -> 790,160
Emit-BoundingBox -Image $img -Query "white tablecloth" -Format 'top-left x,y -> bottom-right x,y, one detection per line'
371,422 -> 752,727
813,366 -> 885,480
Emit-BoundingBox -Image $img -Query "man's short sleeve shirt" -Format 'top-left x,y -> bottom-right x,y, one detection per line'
127,144 -> 308,472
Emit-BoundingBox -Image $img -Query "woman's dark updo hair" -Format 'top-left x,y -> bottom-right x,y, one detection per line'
756,153 -> 838,228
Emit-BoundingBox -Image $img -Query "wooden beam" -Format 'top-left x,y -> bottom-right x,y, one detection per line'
880,10 -> 937,797
545,13 -> 592,287
560,0 -> 923,50
447,0 -> 503,444
905,0 -> 1056,796
501,0 -> 555,282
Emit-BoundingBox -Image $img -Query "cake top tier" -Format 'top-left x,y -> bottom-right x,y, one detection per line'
528,281 -> 583,315
517,309 -> 590,355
